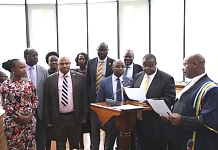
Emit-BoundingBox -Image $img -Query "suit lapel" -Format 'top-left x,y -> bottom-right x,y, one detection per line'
107,76 -> 113,96
146,71 -> 159,96
106,57 -> 112,76
53,73 -> 59,99
135,73 -> 145,88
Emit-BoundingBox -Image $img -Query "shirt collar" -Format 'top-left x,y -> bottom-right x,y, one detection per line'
144,68 -> 157,79
98,57 -> 107,63
112,74 -> 123,82
189,73 -> 206,85
128,63 -> 133,68
26,64 -> 36,70
59,70 -> 71,78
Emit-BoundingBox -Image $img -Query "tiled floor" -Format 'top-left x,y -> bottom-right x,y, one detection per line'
50,130 -> 105,150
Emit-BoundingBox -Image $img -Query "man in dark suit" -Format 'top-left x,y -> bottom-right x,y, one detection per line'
24,48 -> 49,150
96,59 -> 133,150
123,49 -> 143,79
133,54 -> 176,150
86,42 -> 114,150
44,56 -> 89,150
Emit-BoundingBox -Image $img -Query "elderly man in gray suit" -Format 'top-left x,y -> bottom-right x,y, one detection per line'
44,56 -> 89,150
24,48 -> 49,150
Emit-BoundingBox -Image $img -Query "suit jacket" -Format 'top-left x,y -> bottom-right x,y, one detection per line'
133,69 -> 176,138
96,75 -> 133,130
43,70 -> 89,128
86,57 -> 114,103
170,74 -> 218,150
23,64 -> 48,120
132,63 -> 143,79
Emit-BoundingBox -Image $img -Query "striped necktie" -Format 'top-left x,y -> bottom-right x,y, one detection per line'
123,65 -> 129,76
61,75 -> 68,107
96,60 -> 103,94
137,75 -> 149,120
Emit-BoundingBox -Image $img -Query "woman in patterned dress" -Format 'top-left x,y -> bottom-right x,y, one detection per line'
0,59 -> 38,150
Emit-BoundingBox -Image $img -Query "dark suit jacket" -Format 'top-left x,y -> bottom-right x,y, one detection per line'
96,75 -> 133,130
86,57 -> 114,103
23,64 -> 48,120
43,70 -> 89,128
133,69 -> 176,138
132,63 -> 143,79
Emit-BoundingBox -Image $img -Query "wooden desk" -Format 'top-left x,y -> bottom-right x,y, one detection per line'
90,101 -> 152,150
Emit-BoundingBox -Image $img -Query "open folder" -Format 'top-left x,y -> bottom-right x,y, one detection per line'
124,87 -> 172,117
124,87 -> 146,102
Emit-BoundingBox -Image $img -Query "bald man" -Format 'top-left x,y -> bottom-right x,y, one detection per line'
44,57 -> 89,150
96,59 -> 133,150
86,42 -> 115,150
167,54 -> 218,150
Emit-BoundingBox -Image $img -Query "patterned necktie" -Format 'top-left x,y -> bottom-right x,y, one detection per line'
143,76 -> 149,94
137,75 -> 149,120
96,60 -> 103,94
29,67 -> 36,88
61,75 -> 68,107
116,78 -> 122,102
123,65 -> 129,76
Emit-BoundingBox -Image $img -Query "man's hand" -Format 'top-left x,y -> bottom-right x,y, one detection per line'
81,119 -> 87,123
47,124 -> 52,127
160,115 -> 168,122
168,113 -> 181,126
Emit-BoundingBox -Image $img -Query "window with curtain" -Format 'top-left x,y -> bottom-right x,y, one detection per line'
185,0 -> 218,82
119,0 -> 149,65
58,3 -> 87,68
28,4 -> 57,68
88,2 -> 118,59
150,0 -> 184,81
0,5 -> 26,75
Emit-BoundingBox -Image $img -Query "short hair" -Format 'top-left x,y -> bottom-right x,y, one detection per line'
75,52 -> 89,66
2,59 -> 19,73
143,54 -> 157,63
45,51 -> 59,64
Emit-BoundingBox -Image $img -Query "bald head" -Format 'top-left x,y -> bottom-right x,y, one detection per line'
183,54 -> 205,79
112,59 -> 125,77
97,42 -> 109,60
58,56 -> 71,74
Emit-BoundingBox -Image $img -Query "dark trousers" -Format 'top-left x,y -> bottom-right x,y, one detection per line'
36,112 -> 46,150
105,126 -> 120,150
91,110 -> 101,150
135,119 -> 167,150
54,112 -> 80,150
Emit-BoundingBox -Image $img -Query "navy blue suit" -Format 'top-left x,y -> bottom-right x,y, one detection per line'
96,75 -> 133,150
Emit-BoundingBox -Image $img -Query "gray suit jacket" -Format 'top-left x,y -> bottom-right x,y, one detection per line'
43,70 -> 89,127
23,64 -> 48,120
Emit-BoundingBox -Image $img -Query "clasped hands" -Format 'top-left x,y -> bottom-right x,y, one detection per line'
16,112 -> 33,125
160,113 -> 181,126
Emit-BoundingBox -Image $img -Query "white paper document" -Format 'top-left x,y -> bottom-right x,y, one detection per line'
112,104 -> 144,110
146,99 -> 172,117
124,87 -> 146,102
